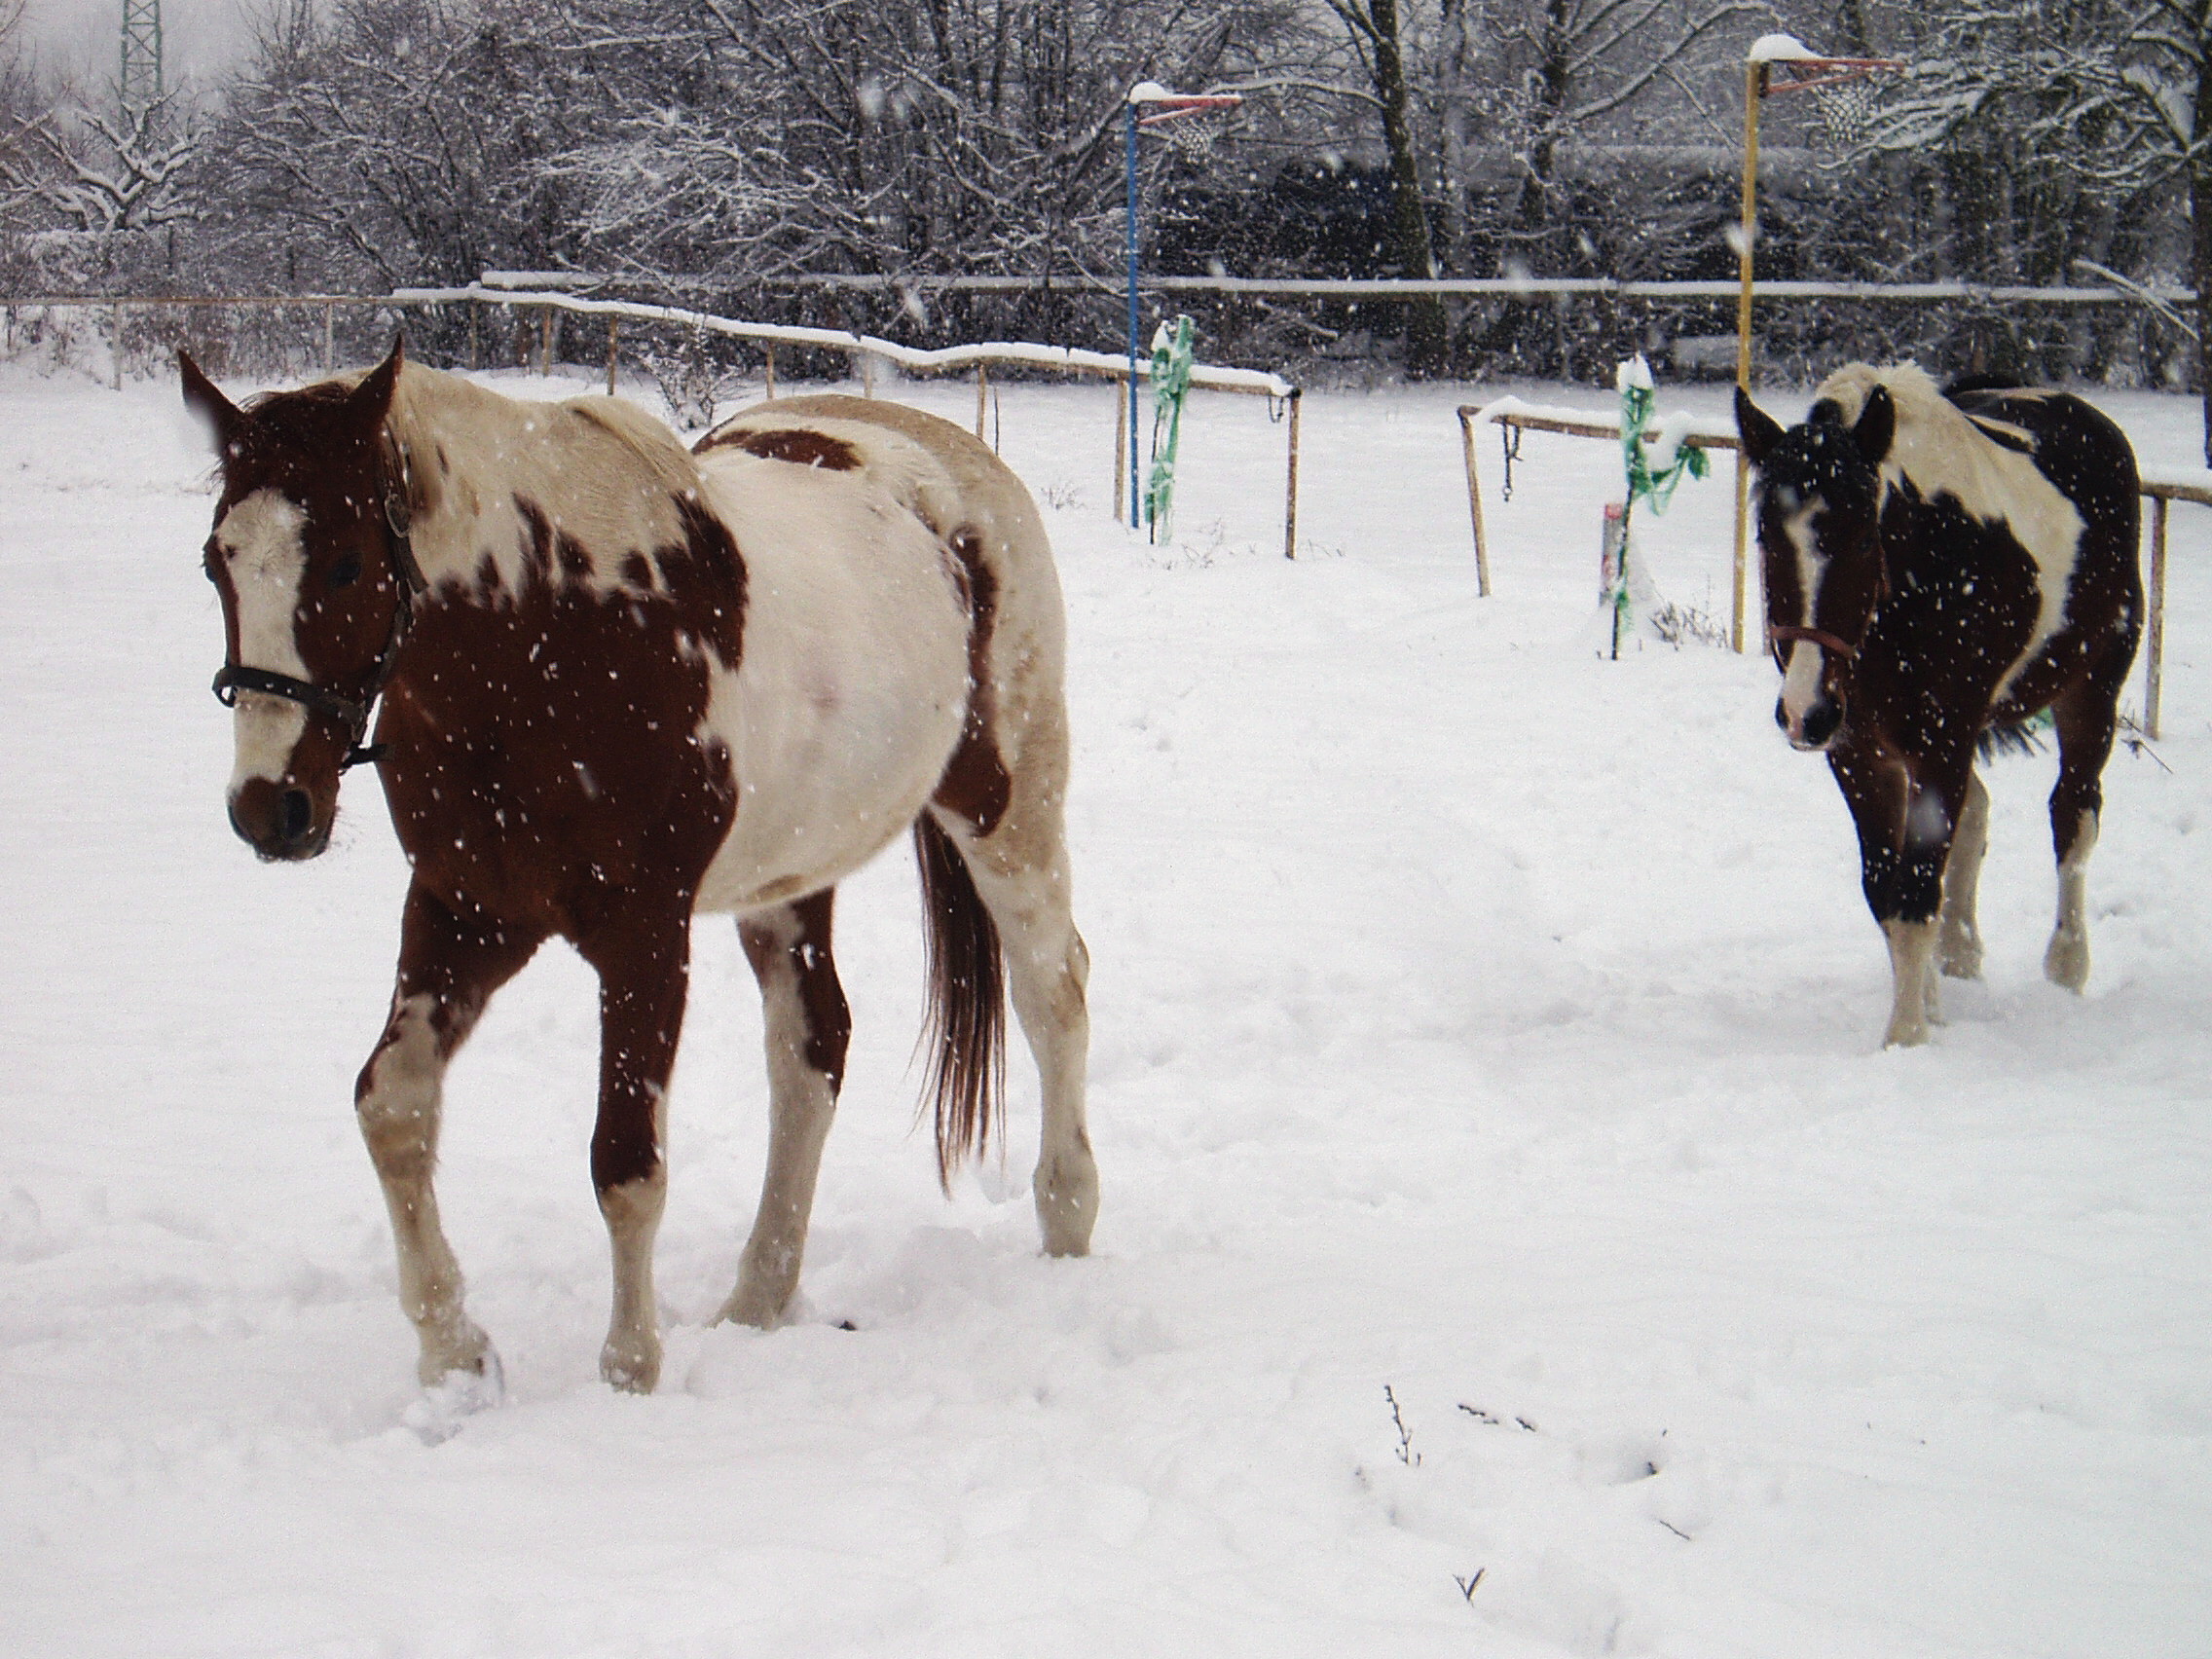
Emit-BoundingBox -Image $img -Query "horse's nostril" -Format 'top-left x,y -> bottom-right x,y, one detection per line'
280,789 -> 313,844
1774,697 -> 1789,731
1801,702 -> 1843,750
228,800 -> 252,844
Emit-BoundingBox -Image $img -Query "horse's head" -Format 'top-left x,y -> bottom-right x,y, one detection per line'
1734,382 -> 1895,753
181,340 -> 420,861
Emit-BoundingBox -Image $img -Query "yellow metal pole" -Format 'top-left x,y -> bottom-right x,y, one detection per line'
1113,376 -> 1127,525
1732,59 -> 1767,655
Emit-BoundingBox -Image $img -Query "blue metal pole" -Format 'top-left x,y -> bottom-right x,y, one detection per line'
1125,98 -> 1140,528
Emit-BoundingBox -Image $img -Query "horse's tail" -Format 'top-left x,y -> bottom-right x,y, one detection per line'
1979,717 -> 2047,763
912,813 -> 1006,1191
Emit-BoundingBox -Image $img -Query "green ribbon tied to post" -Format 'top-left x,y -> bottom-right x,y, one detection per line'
1618,353 -> 1709,514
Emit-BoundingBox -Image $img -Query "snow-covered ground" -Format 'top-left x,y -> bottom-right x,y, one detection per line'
2,355 -> 2207,1658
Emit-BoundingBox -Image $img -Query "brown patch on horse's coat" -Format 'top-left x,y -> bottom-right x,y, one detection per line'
739,889 -> 852,1090
383,484 -> 747,946
932,525 -> 1012,836
653,497 -> 749,668
697,426 -> 863,472
621,552 -> 657,593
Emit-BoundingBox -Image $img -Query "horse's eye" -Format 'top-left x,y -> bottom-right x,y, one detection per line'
330,553 -> 362,589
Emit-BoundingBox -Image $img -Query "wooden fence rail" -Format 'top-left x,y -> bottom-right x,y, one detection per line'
3,288 -> 1306,559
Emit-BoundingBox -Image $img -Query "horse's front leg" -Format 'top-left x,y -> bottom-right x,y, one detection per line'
1834,743 -> 1963,1048
574,901 -> 693,1392
719,890 -> 849,1329
356,881 -> 545,1391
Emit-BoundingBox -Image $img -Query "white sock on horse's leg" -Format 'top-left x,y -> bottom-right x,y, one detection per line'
955,835 -> 1096,1258
357,993 -> 498,1387
1882,918 -> 1941,1048
2045,808 -> 2098,992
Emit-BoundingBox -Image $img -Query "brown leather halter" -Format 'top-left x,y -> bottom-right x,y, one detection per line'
1767,622 -> 1859,659
210,435 -> 427,771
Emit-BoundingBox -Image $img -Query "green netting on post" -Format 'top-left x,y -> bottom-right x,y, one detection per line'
1145,314 -> 1196,542
1608,353 -> 1711,657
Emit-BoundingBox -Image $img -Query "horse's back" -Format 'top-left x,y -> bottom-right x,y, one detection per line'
1944,384 -> 2141,548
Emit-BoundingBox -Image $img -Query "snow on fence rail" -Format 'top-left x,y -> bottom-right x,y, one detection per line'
1459,396 -> 2207,741
742,274 -> 2190,306
2,287 -> 1305,558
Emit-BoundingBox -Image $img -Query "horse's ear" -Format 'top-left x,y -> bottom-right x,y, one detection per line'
179,349 -> 242,452
1734,386 -> 1784,467
349,335 -> 405,427
1852,384 -> 1896,466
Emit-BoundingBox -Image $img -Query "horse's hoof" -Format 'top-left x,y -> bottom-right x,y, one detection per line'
715,1285 -> 793,1331
1882,1016 -> 1932,1049
600,1339 -> 662,1394
2044,933 -> 2089,993
404,1351 -> 505,1444
1034,1157 -> 1098,1258
1938,935 -> 1983,979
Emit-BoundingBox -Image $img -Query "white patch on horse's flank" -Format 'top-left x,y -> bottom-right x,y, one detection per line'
1814,364 -> 2085,696
214,488 -> 312,789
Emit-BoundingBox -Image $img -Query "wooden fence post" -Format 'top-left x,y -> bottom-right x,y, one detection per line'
2147,493 -> 2169,741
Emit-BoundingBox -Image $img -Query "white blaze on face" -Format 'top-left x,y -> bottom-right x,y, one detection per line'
213,489 -> 312,792
1775,498 -> 1827,736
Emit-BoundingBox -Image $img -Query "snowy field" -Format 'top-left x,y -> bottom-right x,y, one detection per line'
2,353 -> 2208,1657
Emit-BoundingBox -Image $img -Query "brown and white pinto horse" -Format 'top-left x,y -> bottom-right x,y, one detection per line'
181,340 -> 1096,1403
1735,363 -> 2141,1047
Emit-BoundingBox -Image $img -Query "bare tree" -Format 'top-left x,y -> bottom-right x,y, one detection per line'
1320,0 -> 1452,372
5,91 -> 203,233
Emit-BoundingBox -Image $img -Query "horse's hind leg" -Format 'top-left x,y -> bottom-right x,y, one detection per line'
719,891 -> 849,1329
573,902 -> 694,1392
929,805 -> 1096,1256
1938,767 -> 1991,979
2045,678 -> 2124,991
357,881 -> 545,1391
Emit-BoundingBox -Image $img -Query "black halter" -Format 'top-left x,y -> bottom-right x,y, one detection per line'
210,435 -> 427,771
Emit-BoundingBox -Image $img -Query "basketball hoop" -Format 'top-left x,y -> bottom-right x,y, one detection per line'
1752,39 -> 1904,151
1133,91 -> 1243,163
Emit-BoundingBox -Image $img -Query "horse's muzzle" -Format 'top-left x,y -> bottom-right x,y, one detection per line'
1777,694 -> 1843,753
229,780 -> 330,862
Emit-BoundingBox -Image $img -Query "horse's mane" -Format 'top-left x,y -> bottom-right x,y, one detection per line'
1810,361 -> 1953,435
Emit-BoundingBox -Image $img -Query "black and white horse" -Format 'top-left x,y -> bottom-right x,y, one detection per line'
1735,364 -> 2142,1047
